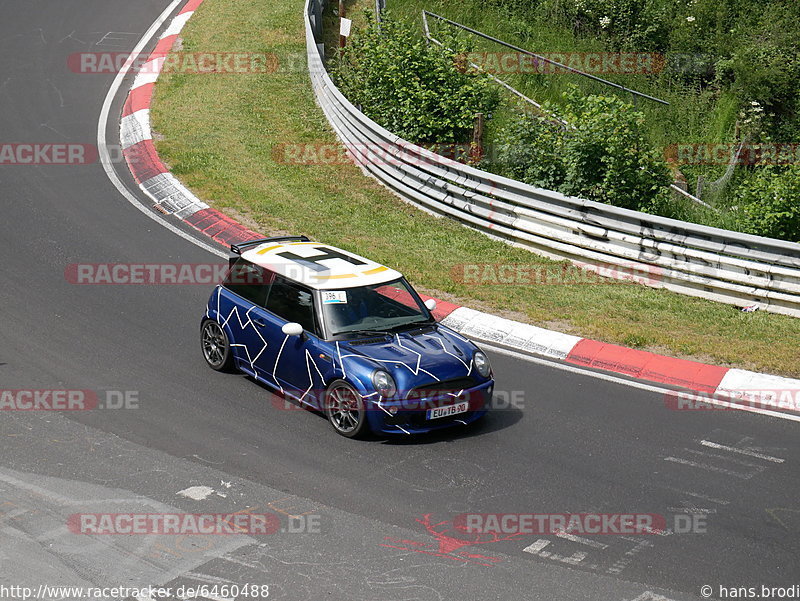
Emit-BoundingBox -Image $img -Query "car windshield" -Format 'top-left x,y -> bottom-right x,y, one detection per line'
322,278 -> 432,337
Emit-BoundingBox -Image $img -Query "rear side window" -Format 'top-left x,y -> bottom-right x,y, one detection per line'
223,259 -> 272,306
265,275 -> 318,333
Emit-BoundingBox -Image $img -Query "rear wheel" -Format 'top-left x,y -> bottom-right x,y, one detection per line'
201,320 -> 235,372
324,381 -> 368,438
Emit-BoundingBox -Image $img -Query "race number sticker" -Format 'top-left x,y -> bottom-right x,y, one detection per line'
322,290 -> 347,304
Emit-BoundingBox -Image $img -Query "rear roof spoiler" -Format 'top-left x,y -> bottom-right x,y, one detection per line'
230,235 -> 311,255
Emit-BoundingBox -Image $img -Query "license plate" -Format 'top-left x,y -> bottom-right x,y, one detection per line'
426,401 -> 469,420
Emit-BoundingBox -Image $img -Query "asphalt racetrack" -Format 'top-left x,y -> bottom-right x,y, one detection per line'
1,1 -> 798,599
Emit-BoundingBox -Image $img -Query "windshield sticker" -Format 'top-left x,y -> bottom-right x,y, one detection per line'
322,290 -> 348,304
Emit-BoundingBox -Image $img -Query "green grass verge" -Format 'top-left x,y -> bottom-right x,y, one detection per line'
150,0 -> 800,376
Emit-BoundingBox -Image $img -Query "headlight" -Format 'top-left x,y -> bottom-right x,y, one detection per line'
474,351 -> 491,378
372,369 -> 397,398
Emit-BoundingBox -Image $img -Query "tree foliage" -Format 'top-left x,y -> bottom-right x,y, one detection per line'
333,12 -> 500,144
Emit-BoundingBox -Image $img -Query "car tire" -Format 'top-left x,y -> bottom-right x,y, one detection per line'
201,319 -> 236,373
324,380 -> 368,439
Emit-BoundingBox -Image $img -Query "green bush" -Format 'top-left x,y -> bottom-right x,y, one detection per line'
493,113 -> 566,191
496,90 -> 671,211
333,12 -> 500,144
733,166 -> 800,241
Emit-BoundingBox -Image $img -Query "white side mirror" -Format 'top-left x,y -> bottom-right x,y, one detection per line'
282,322 -> 304,336
424,298 -> 437,311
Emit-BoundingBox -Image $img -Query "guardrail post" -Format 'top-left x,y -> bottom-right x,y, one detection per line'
311,0 -> 323,41
339,0 -> 347,48
471,113 -> 485,163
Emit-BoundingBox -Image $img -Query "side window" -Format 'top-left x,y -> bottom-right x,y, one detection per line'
265,275 -> 318,333
223,259 -> 272,306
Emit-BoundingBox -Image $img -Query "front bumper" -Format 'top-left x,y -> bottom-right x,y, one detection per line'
366,379 -> 493,435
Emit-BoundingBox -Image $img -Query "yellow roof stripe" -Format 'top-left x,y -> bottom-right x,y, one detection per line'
363,266 -> 388,275
257,241 -> 320,254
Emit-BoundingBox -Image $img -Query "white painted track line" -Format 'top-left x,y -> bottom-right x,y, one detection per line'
96,0 -> 225,259
700,440 -> 785,463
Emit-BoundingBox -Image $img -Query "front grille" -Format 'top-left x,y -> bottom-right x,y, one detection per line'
412,377 -> 477,396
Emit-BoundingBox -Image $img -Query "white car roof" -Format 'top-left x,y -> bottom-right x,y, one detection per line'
240,240 -> 403,290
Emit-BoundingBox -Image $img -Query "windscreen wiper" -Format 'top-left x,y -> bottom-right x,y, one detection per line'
334,328 -> 394,338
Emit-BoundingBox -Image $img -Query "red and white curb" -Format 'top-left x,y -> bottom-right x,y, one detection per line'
438,306 -> 800,417
120,0 -> 261,246
119,0 -> 800,419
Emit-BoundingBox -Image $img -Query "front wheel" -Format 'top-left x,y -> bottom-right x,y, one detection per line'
324,381 -> 368,439
201,319 -> 235,372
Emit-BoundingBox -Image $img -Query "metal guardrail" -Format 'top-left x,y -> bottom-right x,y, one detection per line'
422,11 -> 669,106
304,0 -> 800,317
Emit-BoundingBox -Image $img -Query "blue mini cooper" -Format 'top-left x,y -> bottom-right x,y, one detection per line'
201,236 -> 493,438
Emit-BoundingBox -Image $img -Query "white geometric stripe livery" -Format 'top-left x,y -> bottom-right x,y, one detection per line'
215,295 -> 473,425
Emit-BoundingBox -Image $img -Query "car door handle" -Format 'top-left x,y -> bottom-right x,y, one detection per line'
252,318 -> 267,327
